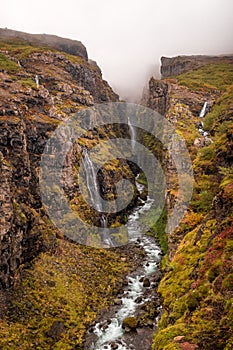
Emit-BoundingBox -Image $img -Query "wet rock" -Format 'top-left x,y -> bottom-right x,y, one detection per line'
151,270 -> 163,282
135,296 -> 143,304
143,278 -> 150,287
110,342 -> 119,349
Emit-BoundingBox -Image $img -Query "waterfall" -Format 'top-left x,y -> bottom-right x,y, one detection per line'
35,75 -> 39,88
199,101 -> 208,118
100,215 -> 114,247
82,150 -> 114,247
82,149 -> 102,212
128,115 -> 136,150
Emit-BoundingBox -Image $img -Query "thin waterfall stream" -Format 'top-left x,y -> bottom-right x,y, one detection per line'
128,115 -> 136,151
198,101 -> 212,143
82,148 -> 102,212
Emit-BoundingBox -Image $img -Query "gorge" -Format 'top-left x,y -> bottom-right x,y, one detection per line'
0,29 -> 233,350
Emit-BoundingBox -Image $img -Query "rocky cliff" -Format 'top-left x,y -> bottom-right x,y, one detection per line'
0,28 -> 88,60
161,54 -> 233,78
0,32 -> 121,286
146,56 -> 233,350
0,33 -> 146,349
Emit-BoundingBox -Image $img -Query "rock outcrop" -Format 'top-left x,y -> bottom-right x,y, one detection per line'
0,34 -> 120,288
147,78 -> 169,115
161,54 -> 233,78
0,28 -> 88,60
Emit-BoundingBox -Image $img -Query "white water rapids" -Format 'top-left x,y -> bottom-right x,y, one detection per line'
90,195 -> 162,350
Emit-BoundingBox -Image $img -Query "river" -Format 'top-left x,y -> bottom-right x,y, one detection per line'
85,192 -> 163,350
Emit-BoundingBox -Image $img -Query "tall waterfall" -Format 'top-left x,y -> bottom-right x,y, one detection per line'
199,101 -> 208,118
82,149 -> 114,247
128,115 -> 136,150
82,149 -> 102,212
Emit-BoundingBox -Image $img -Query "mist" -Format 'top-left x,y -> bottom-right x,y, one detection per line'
1,0 -> 233,101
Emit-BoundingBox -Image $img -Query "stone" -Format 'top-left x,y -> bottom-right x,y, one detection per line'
152,270 -> 163,282
174,335 -> 185,343
47,321 -> 65,341
122,316 -> 138,331
135,296 -> 143,303
110,342 -> 118,349
179,342 -> 199,350
143,278 -> 150,287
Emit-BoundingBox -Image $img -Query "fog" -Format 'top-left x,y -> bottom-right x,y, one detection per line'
1,0 -> 233,101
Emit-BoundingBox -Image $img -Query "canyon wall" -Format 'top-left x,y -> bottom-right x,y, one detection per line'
161,54 -> 233,78
146,55 -> 233,350
0,32 -> 121,288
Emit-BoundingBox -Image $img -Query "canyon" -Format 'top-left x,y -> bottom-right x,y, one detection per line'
0,29 -> 232,350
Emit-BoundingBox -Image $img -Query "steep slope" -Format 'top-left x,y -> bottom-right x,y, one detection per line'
146,57 -> 233,350
0,33 -> 143,349
0,33 -> 119,286
0,28 -> 88,59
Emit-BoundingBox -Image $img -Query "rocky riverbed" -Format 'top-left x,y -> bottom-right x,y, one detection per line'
84,197 -> 163,350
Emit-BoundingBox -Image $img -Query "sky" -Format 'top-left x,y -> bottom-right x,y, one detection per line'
1,0 -> 233,101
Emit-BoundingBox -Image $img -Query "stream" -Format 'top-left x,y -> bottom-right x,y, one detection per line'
85,193 -> 162,350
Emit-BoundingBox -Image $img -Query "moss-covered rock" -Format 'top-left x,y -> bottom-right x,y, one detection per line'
122,316 -> 139,331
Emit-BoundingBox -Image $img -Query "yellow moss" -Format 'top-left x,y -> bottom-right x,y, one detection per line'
0,240 -> 129,349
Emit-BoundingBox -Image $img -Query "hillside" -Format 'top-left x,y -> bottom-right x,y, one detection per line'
0,30 -> 232,350
146,57 -> 233,350
0,33 -> 144,349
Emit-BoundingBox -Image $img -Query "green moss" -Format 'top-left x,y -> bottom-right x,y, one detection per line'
122,316 -> 138,329
152,207 -> 168,253
204,87 -> 233,133
177,64 -> 233,91
0,39 -> 56,60
153,323 -> 190,350
0,240 -> 129,349
20,77 -> 36,89
0,53 -> 20,73
153,61 -> 233,350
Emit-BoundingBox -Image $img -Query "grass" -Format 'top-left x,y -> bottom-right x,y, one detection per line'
177,64 -> 233,91
152,59 -> 233,350
0,53 -> 20,73
0,239 -> 129,349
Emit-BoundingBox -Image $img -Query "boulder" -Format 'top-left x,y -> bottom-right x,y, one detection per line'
47,321 -> 65,341
122,316 -> 138,331
143,278 -> 150,287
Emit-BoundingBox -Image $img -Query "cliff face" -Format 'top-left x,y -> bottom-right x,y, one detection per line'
0,33 -> 144,349
0,28 -> 88,60
161,55 -> 233,78
0,33 -> 120,288
146,56 -> 233,350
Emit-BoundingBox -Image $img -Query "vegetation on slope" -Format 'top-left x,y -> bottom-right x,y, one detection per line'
153,63 -> 233,349
0,36 -> 136,349
0,239 -> 131,349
